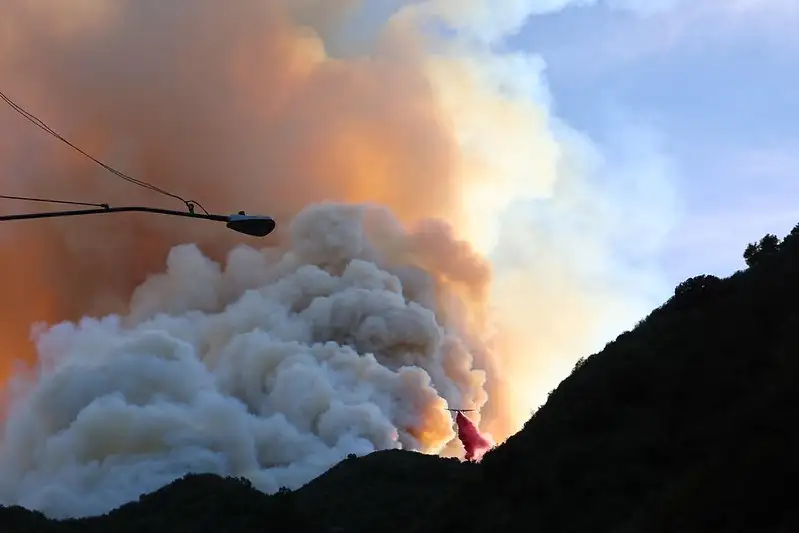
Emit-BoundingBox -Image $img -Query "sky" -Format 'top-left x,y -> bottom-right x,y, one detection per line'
506,0 -> 798,283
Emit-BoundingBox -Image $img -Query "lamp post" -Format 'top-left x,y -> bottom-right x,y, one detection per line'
0,206 -> 276,237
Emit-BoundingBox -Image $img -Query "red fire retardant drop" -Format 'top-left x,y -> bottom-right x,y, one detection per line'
454,411 -> 492,461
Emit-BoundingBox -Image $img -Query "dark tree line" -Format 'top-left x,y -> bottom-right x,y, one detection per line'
422,222 -> 799,533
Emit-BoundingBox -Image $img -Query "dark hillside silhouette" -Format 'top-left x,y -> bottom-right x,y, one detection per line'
3,224 -> 799,532
426,223 -> 799,533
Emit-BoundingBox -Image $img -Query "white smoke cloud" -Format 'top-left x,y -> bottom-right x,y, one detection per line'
389,0 -> 678,428
0,203 -> 491,518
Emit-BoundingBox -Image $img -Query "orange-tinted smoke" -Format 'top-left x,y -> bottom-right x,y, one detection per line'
0,0 -> 465,379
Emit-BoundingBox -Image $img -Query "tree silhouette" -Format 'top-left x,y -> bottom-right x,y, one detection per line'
743,233 -> 780,267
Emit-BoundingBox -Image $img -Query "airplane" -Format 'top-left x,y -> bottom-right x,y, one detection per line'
445,408 -> 475,412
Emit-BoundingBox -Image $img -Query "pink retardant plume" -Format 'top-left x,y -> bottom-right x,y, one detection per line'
454,411 -> 493,462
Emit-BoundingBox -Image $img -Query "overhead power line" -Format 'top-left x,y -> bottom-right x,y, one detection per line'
0,88 -> 208,215
0,193 -> 109,209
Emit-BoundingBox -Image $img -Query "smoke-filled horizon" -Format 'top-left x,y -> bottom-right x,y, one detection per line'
0,0 -> 676,518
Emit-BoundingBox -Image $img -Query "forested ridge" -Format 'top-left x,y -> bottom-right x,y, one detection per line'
2,226 -> 797,533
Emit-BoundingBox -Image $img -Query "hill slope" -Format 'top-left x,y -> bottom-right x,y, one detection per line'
423,226 -> 799,533
2,226 -> 799,532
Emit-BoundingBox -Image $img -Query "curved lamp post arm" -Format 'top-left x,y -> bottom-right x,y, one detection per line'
0,206 -> 276,237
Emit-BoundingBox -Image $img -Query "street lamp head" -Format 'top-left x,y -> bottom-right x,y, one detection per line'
225,212 -> 276,237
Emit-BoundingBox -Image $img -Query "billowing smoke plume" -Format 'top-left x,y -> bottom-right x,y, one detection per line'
0,203 -> 495,517
0,0 -> 460,375
0,0 -> 677,519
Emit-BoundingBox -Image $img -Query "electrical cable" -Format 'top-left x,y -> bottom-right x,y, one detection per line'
0,193 -> 110,209
0,88 -> 209,215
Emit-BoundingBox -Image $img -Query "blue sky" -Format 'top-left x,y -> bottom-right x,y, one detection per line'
507,0 -> 798,283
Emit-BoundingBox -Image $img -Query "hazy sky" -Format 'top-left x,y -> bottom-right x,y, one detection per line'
1,0 -> 794,332
507,0 -> 798,283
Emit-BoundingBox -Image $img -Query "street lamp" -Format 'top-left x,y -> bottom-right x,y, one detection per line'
0,206 -> 276,237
